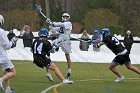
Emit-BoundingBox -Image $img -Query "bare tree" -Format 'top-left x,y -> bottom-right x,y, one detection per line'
45,0 -> 50,18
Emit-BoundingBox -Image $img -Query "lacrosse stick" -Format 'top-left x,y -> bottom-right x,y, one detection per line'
70,37 -> 91,43
35,4 -> 52,24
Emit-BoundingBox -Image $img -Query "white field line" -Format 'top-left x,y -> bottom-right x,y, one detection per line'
75,78 -> 140,82
40,78 -> 140,93
40,83 -> 63,93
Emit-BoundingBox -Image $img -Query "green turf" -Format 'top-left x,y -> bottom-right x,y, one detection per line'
1,60 -> 140,93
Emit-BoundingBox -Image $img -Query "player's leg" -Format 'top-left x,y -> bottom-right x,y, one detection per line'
46,68 -> 54,82
109,62 -> 124,82
0,68 -> 16,92
48,63 -> 73,84
48,63 -> 64,80
0,62 -> 16,91
61,41 -> 72,79
4,78 -> 15,93
65,53 -> 72,79
2,68 -> 16,81
109,62 -> 122,77
125,64 -> 140,74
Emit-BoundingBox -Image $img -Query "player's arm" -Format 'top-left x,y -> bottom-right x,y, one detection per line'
53,22 -> 64,27
93,37 -> 105,48
1,31 -> 17,50
46,41 -> 55,53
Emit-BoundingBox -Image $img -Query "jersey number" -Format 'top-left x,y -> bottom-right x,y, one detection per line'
112,37 -> 120,45
34,42 -> 43,54
59,27 -> 64,34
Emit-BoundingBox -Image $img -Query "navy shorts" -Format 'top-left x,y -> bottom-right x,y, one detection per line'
112,54 -> 131,65
33,55 -> 52,68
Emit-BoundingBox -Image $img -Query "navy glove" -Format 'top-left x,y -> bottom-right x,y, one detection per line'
11,36 -> 18,46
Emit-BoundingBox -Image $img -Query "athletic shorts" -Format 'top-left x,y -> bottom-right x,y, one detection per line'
33,55 -> 53,68
0,61 -> 14,71
60,41 -> 72,54
112,54 -> 131,65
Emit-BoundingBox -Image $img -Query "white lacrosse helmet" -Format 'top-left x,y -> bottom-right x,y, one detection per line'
62,13 -> 70,22
0,15 -> 4,26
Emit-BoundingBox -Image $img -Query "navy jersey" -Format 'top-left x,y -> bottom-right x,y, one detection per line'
31,38 -> 52,56
103,35 -> 125,55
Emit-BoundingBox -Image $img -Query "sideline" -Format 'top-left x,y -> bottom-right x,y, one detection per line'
40,78 -> 140,93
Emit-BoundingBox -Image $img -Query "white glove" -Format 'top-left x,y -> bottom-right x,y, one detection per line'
46,18 -> 52,25
52,39 -> 60,48
11,36 -> 18,46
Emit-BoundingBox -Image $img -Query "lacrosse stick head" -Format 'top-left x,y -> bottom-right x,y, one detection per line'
0,15 -> 4,27
35,4 -> 42,12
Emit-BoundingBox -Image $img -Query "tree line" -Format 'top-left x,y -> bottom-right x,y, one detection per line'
0,0 -> 140,36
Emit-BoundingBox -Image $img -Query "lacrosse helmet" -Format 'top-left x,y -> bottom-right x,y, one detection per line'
101,28 -> 110,38
38,28 -> 49,37
0,15 -> 4,27
127,30 -> 131,34
62,13 -> 70,22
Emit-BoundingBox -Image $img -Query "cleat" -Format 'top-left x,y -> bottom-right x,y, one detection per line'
46,73 -> 54,82
66,72 -> 71,80
0,79 -> 4,91
5,87 -> 16,93
10,88 -> 16,93
63,79 -> 74,84
115,76 -> 124,83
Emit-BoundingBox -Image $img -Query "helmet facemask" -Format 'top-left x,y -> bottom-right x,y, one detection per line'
62,13 -> 70,22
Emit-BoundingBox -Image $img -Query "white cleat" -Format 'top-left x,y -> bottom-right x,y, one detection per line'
0,79 -> 4,91
5,87 -> 16,93
46,73 -> 54,82
63,79 -> 74,84
115,76 -> 124,83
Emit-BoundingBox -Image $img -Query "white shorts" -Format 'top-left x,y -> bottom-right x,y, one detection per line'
60,41 -> 72,54
0,58 -> 14,71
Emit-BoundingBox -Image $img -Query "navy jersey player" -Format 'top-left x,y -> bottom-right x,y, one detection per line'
31,28 -> 73,84
97,28 -> 140,82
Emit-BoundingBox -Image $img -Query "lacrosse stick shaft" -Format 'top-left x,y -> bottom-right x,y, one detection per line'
70,37 -> 90,42
40,11 -> 47,19
35,4 -> 52,24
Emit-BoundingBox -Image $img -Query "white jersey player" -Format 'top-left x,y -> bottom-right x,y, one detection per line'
49,13 -> 72,80
0,15 -> 18,92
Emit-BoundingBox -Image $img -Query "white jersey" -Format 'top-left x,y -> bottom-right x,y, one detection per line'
50,21 -> 72,53
52,21 -> 72,35
0,28 -> 13,63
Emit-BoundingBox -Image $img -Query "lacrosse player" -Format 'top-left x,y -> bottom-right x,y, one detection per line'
97,28 -> 140,83
31,28 -> 73,84
48,13 -> 72,80
0,15 -> 18,93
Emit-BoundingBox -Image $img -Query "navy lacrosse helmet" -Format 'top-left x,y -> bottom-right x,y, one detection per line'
38,28 -> 49,37
101,28 -> 110,37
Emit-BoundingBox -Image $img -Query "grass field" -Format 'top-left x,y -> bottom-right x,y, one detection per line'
1,60 -> 140,93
